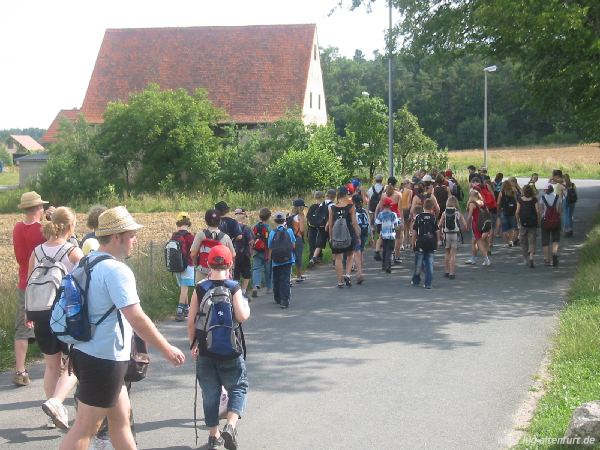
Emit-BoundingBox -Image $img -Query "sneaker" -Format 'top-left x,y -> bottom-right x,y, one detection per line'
374,251 -> 382,261
42,398 -> 69,430
343,274 -> 352,287
251,288 -> 258,298
465,258 -> 476,265
513,238 -> 520,246
444,272 -> 450,278
393,257 -> 402,265
482,257 -> 491,267
184,304 -> 189,318
175,304 -> 184,322
424,285 -> 432,289
221,423 -> 238,450
308,257 -> 316,268
208,434 -> 225,450
13,371 -> 30,386
552,254 -> 559,267
46,417 -> 56,429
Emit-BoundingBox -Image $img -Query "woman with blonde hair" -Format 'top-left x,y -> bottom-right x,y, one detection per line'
465,190 -> 491,266
28,207 -> 83,429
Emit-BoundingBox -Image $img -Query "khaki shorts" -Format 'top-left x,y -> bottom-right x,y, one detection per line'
14,289 -> 35,341
444,232 -> 460,249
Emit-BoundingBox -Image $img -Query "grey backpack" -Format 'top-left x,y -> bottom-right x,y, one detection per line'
331,212 -> 352,250
25,243 -> 75,321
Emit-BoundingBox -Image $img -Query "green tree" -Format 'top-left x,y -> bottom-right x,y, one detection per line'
344,94 -> 389,179
265,123 -> 348,195
36,116 -> 106,204
95,84 -> 226,195
344,0 -> 599,141
0,143 -> 12,167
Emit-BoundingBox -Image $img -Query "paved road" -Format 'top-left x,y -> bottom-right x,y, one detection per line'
1,180 -> 599,450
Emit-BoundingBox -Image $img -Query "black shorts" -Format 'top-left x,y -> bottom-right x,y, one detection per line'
234,254 -> 252,280
315,228 -> 328,248
541,227 -> 561,246
33,313 -> 68,356
71,349 -> 129,408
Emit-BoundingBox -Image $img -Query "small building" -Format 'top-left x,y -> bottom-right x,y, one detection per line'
18,152 -> 49,188
6,135 -> 44,163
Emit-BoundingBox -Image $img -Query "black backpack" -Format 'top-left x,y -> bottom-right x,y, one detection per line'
450,178 -> 464,201
501,195 -> 517,217
307,202 -> 328,228
519,199 -> 538,228
368,185 -> 384,212
444,207 -> 458,233
165,230 -> 189,273
270,228 -> 293,263
415,213 -> 437,252
477,207 -> 493,233
566,186 -> 577,204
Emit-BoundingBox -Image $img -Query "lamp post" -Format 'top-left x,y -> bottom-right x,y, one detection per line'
483,65 -> 497,167
387,0 -> 394,177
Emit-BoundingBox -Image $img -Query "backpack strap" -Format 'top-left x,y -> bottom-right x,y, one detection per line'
54,242 -> 75,265
33,245 -> 45,263
542,196 -> 550,208
552,196 -> 558,208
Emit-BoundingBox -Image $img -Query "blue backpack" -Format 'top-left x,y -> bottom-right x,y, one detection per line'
356,207 -> 370,234
193,280 -> 246,360
50,254 -> 119,345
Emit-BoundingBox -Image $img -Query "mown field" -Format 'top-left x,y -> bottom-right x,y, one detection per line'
448,143 -> 600,179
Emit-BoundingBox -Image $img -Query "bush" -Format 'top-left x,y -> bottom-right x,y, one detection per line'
0,143 -> 12,167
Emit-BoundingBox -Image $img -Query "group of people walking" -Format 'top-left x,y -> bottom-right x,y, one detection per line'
9,163 -> 577,449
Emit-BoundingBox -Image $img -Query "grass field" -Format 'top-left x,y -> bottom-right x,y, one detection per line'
0,167 -> 18,185
516,215 -> 600,449
448,143 -> 600,179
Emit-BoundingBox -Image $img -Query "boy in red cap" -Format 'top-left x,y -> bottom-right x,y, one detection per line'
375,197 -> 400,273
188,245 -> 250,450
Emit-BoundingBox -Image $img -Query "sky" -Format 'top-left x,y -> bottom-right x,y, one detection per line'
0,0 -> 391,130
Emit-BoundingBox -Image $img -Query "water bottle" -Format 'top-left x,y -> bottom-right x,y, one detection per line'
64,275 -> 83,338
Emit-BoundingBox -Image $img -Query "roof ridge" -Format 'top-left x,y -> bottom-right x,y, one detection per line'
105,24 -> 316,33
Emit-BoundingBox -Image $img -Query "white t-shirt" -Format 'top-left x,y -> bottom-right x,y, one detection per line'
73,252 -> 140,361
540,193 -> 561,215
368,183 -> 385,199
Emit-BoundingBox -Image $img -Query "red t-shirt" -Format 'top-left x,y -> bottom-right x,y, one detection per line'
13,221 -> 45,290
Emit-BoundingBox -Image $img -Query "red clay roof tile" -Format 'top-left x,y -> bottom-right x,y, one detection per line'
40,109 -> 81,144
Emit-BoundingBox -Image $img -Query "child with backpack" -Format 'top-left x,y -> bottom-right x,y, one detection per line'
187,245 -> 250,450
268,211 -> 296,308
540,183 -> 562,266
233,208 -> 255,298
438,196 -> 467,279
306,191 -> 325,264
329,187 -> 361,288
353,193 -> 371,283
26,207 -> 83,430
496,181 -> 519,247
516,184 -> 541,268
288,199 -> 307,283
411,198 -> 439,288
190,210 -> 236,279
375,197 -> 400,274
167,212 -> 196,321
465,189 -> 492,266
251,208 -> 272,298
308,190 -> 335,267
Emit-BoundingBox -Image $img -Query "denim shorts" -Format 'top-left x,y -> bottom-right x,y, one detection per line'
196,356 -> 249,427
500,214 -> 517,232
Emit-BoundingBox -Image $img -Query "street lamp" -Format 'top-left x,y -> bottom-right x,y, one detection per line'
387,0 -> 394,177
483,65 -> 497,168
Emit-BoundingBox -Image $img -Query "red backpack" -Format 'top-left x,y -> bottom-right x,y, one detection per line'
476,185 -> 497,210
542,196 -> 560,231
197,229 -> 226,269
252,222 -> 268,252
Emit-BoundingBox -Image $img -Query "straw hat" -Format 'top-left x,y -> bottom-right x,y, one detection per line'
18,191 -> 49,209
95,206 -> 143,237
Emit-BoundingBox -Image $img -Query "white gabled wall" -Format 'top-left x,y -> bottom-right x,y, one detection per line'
302,29 -> 327,126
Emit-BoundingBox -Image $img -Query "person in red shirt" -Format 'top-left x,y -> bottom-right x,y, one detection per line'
12,191 -> 54,387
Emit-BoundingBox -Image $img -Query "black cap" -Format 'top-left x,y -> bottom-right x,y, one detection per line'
214,201 -> 229,212
293,199 -> 306,207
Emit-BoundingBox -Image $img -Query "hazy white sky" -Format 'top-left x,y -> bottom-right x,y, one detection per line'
0,0 -> 391,130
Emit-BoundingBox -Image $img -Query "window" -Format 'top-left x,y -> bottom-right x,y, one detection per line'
310,92 -> 313,109
313,44 -> 317,60
318,94 -> 321,110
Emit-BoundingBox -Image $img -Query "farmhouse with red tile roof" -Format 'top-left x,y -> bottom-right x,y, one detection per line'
41,109 -> 82,145
43,24 -> 327,143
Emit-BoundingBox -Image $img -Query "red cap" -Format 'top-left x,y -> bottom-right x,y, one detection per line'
346,182 -> 356,194
382,197 -> 394,207
445,169 -> 453,177
207,245 -> 233,266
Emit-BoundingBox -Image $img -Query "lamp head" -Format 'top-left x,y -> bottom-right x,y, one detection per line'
484,65 -> 497,72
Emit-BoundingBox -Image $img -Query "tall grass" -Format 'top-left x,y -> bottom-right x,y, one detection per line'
516,216 -> 600,449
